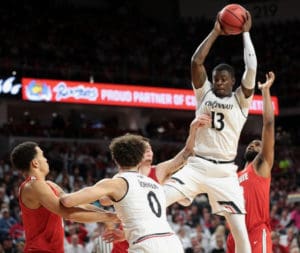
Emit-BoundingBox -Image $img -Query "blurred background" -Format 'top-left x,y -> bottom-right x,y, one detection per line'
0,0 -> 299,252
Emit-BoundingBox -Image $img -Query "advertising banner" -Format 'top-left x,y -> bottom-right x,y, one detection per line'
22,78 -> 279,115
0,76 -> 22,97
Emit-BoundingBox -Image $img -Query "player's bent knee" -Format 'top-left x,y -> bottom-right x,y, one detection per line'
163,185 -> 188,207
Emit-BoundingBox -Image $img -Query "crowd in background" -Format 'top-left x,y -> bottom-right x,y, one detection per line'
0,130 -> 299,252
0,1 -> 299,109
0,1 -> 299,252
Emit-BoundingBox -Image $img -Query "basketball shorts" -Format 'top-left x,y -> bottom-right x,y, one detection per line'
165,156 -> 246,215
129,233 -> 184,253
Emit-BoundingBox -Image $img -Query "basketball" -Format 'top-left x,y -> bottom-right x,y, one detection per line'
218,4 -> 247,35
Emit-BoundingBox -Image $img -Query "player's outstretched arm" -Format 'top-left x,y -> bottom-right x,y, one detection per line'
48,180 -> 115,212
27,180 -> 118,223
191,16 -> 225,90
255,71 -> 275,177
60,178 -> 126,224
60,178 -> 125,207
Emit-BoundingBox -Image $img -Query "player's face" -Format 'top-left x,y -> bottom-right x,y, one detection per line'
244,139 -> 261,162
35,147 -> 50,175
142,143 -> 153,164
212,70 -> 235,98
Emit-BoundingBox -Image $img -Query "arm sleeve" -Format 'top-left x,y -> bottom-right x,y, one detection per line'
242,32 -> 257,89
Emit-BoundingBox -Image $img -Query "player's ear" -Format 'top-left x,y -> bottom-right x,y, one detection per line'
31,158 -> 39,169
231,77 -> 236,86
113,159 -> 121,169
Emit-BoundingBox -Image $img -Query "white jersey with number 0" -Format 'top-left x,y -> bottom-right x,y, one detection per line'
113,172 -> 182,252
194,79 -> 253,161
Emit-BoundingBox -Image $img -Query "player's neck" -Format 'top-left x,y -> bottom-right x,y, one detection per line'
138,164 -> 151,176
27,171 -> 46,180
120,165 -> 139,172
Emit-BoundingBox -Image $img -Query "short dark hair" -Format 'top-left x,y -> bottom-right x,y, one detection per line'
109,134 -> 146,168
124,132 -> 150,144
213,63 -> 235,77
10,141 -> 38,172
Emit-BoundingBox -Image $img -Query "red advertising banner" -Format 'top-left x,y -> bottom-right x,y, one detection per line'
21,78 -> 279,115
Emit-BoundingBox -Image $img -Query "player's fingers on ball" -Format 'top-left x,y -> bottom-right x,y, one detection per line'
247,11 -> 251,18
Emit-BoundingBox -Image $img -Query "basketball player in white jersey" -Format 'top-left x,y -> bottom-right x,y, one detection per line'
60,134 -> 186,253
100,115 -> 211,250
164,11 -> 256,253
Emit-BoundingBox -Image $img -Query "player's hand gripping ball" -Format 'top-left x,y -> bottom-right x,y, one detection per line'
218,4 -> 247,35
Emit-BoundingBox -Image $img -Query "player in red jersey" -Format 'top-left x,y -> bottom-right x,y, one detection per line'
102,114 -> 211,253
226,71 -> 275,253
11,141 -> 119,253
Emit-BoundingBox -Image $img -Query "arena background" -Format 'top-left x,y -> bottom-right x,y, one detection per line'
0,0 -> 299,252
0,0 -> 299,164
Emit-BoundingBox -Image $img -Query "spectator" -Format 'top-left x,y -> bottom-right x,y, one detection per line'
15,240 -> 25,253
192,224 -> 210,252
188,235 -> 205,253
272,231 -> 289,253
279,208 -> 292,230
209,225 -> 226,252
0,188 -> 9,210
8,216 -> 24,242
177,226 -> 192,252
65,234 -> 88,253
65,222 -> 88,246
1,236 -> 18,253
210,234 -> 226,253
0,208 -> 17,241
280,226 -> 298,250
290,203 -> 300,230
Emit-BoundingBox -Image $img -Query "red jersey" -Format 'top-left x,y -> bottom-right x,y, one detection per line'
111,236 -> 129,253
227,163 -> 272,253
147,166 -> 159,183
19,177 -> 65,253
111,166 -> 158,253
238,163 -> 271,230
